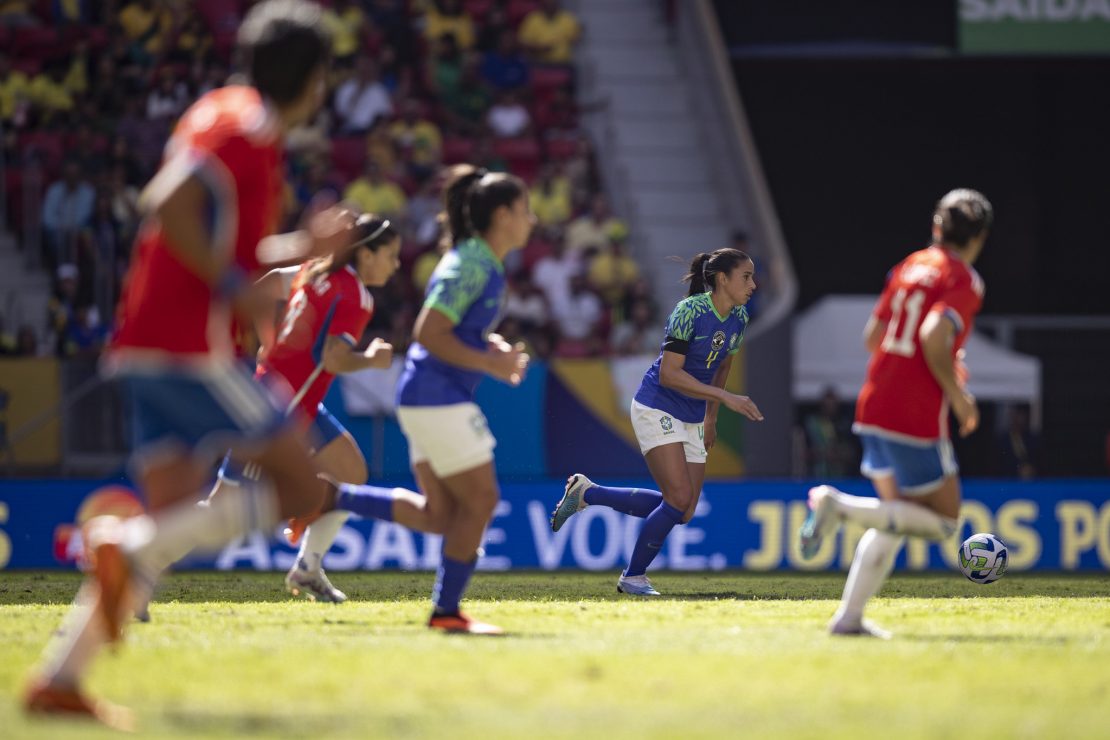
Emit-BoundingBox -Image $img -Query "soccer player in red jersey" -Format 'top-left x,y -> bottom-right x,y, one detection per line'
23,1 -> 351,727
217,215 -> 401,602
799,189 -> 993,638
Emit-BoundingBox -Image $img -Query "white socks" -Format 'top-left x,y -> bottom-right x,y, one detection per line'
832,528 -> 903,628
297,510 -> 350,572
826,490 -> 958,541
124,483 -> 279,579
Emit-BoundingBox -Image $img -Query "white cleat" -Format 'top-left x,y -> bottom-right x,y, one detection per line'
829,617 -> 892,640
617,574 -> 661,597
550,474 -> 593,532
285,565 -> 348,603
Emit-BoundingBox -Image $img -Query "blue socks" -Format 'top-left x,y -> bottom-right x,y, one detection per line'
624,502 -> 685,577
335,484 -> 396,522
433,555 -> 476,615
583,485 -> 663,518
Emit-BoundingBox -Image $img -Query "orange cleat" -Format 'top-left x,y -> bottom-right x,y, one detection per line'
284,475 -> 337,546
83,516 -> 133,645
23,679 -> 136,732
283,512 -> 320,547
427,612 -> 505,636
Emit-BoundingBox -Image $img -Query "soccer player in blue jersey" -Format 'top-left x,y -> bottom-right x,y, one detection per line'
288,165 -> 533,633
550,248 -> 764,596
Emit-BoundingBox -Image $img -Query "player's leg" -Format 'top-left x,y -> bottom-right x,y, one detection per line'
393,403 -> 502,633
828,472 -> 904,638
302,417 -> 457,535
24,448 -> 208,729
801,436 -> 960,556
679,423 -> 709,523
551,401 -> 676,531
287,417 -> 366,602
616,441 -> 692,596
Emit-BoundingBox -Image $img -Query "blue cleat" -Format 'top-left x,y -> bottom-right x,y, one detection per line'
798,485 -> 837,560
550,474 -> 592,532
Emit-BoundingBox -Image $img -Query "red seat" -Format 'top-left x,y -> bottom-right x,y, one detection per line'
196,0 -> 241,32
508,0 -> 541,26
529,65 -> 573,92
330,136 -> 367,182
464,0 -> 494,20
544,136 -> 579,161
521,237 -> 553,272
18,131 -> 65,172
12,57 -> 43,77
442,137 -> 475,164
494,136 -> 541,180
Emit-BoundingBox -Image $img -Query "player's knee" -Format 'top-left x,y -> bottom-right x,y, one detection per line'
663,488 -> 693,513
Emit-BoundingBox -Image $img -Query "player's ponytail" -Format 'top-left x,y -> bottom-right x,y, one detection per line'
933,188 -> 993,248
682,248 -> 750,297
442,164 -> 487,244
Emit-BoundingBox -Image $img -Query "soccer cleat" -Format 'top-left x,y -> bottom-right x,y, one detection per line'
285,564 -> 348,603
83,516 -> 133,644
798,485 -> 839,560
829,617 -> 892,640
283,513 -> 320,548
23,679 -> 136,732
428,611 -> 504,635
616,574 -> 661,596
550,474 -> 593,532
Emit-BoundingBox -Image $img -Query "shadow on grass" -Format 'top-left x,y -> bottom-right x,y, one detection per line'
3,571 -> 1108,605
901,633 -> 1071,646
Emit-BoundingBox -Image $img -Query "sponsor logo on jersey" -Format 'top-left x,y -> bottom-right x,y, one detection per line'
711,331 -> 726,350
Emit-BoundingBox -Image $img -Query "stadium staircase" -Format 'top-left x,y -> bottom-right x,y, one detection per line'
572,0 -> 733,311
0,230 -> 51,346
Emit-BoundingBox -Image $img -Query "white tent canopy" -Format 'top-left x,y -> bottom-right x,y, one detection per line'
793,296 -> 1041,409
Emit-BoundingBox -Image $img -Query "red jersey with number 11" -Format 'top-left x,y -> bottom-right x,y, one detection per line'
854,245 -> 984,443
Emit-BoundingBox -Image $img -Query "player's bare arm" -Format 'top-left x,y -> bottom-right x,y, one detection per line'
919,311 -> 978,437
703,353 -> 734,450
322,336 -> 393,374
415,307 -> 529,386
147,175 -> 226,285
863,314 -> 887,353
659,351 -> 762,421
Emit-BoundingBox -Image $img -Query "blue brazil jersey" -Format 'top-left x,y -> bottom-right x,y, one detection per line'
397,237 -> 505,407
634,292 -> 748,423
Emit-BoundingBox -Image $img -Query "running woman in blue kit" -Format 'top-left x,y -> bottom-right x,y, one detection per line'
288,165 -> 534,633
550,248 -> 764,596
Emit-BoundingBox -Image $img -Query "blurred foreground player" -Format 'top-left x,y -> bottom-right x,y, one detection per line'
798,189 -> 993,638
23,1 -> 351,728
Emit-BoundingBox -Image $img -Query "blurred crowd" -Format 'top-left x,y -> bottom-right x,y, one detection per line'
0,0 -> 661,362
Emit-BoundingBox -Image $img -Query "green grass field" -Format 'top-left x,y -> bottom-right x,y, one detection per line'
2,571 -> 1109,739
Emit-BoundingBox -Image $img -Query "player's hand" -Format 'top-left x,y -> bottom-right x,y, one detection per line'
951,389 -> 979,437
955,348 -> 970,388
722,394 -> 764,421
487,340 -> 529,386
364,338 -> 393,368
306,204 -> 357,259
703,418 -> 718,451
486,333 -> 512,353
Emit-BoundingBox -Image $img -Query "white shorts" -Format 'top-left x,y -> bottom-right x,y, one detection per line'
630,400 -> 707,463
397,402 -> 496,478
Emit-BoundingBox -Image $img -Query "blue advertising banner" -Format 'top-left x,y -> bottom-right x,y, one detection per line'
1,480 -> 1108,572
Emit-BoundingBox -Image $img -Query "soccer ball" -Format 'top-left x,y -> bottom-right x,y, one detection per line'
958,532 -> 1008,584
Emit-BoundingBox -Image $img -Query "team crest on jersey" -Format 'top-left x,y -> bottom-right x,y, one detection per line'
711,331 -> 726,350
659,415 -> 674,434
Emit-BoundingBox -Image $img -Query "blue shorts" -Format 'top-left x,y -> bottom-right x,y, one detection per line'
217,403 -> 348,484
124,364 -> 287,474
859,433 -> 959,494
